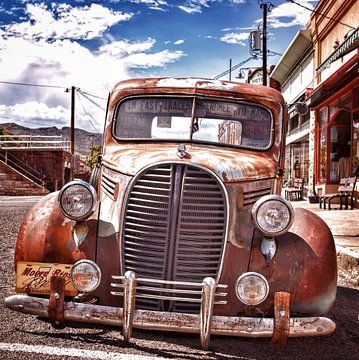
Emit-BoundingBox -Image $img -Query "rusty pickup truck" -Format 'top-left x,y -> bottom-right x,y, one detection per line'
5,78 -> 337,349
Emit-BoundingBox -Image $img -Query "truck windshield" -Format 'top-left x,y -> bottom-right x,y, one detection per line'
114,97 -> 272,149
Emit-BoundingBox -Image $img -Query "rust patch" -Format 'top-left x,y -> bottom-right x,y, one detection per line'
49,276 -> 65,329
270,291 -> 291,349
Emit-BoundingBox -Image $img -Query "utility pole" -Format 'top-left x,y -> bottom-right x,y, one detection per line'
260,1 -> 269,86
65,85 -> 76,181
229,58 -> 232,81
70,86 -> 75,155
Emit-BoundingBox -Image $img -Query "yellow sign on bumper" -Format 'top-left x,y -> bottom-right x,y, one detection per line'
16,261 -> 78,296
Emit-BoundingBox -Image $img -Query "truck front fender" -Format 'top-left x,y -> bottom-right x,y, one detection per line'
15,192 -> 98,267
249,207 -> 337,316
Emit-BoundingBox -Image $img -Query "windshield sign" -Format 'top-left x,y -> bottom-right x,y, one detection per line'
115,97 -> 272,149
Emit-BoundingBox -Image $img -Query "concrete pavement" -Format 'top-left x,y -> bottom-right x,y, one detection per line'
291,200 -> 359,262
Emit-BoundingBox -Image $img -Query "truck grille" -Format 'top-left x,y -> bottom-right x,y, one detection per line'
120,163 -> 227,312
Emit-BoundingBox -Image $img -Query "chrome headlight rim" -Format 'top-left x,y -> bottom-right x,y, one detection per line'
70,259 -> 102,293
58,179 -> 97,221
251,194 -> 294,237
235,272 -> 269,306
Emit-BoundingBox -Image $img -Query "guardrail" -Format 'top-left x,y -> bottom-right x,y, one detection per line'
0,135 -> 70,151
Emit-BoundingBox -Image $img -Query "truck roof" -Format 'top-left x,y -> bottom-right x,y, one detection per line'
111,77 -> 284,103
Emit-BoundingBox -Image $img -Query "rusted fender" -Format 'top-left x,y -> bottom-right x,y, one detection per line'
15,192 -> 98,268
248,207 -> 337,316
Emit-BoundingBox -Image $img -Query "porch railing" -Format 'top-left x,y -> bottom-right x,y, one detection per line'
0,135 -> 70,151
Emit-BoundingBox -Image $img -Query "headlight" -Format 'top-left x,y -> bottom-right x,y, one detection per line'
251,195 -> 294,236
70,260 -> 101,293
58,180 -> 97,221
235,272 -> 269,306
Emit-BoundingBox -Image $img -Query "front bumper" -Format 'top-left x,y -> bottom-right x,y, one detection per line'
5,272 -> 336,349
5,294 -> 335,347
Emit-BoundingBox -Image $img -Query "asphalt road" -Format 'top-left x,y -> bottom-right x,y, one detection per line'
0,202 -> 358,360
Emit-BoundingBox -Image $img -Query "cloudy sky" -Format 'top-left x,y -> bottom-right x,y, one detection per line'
0,0 -> 317,132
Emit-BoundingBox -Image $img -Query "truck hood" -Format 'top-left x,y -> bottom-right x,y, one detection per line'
102,143 -> 276,182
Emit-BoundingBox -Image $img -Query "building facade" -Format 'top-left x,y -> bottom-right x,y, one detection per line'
306,0 -> 358,201
270,29 -> 314,197
270,0 -> 358,204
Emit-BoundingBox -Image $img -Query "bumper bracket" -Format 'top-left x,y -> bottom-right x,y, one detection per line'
49,276 -> 65,329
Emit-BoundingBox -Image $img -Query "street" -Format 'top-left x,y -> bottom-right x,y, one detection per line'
0,202 -> 358,360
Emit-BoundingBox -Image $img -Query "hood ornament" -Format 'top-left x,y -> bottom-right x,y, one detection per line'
177,144 -> 188,159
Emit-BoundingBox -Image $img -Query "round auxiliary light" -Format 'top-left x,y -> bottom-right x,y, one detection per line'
251,195 -> 294,237
58,180 -> 97,221
70,260 -> 101,293
235,272 -> 269,306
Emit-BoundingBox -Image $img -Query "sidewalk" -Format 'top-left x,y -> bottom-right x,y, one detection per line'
291,200 -> 359,262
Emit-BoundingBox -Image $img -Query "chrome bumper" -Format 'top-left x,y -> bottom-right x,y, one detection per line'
5,271 -> 336,349
5,294 -> 335,341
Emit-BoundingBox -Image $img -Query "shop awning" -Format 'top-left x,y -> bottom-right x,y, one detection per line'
307,49 -> 359,108
270,29 -> 312,83
316,27 -> 359,76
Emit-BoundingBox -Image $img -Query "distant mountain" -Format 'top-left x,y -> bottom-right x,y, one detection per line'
0,123 -> 102,155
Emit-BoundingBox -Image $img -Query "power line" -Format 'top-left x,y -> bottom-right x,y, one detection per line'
213,56 -> 258,80
79,89 -> 106,100
0,80 -> 66,89
286,0 -> 356,30
76,91 -> 102,133
78,89 -> 106,111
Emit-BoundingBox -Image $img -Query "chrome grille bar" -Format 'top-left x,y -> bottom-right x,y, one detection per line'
121,164 -> 227,312
111,275 -> 228,305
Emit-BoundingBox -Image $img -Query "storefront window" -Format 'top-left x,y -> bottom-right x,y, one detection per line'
352,87 -> 359,176
329,101 -> 339,118
329,122 -> 350,182
292,115 -> 299,130
340,94 -> 352,111
319,127 -> 327,183
287,141 -> 309,195
318,107 -> 328,183
353,87 -> 359,109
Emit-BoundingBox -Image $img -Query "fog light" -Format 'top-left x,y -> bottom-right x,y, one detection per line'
70,260 -> 101,293
235,272 -> 269,305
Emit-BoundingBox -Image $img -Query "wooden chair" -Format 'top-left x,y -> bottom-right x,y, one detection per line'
319,178 -> 347,209
319,177 -> 357,210
284,178 -> 304,201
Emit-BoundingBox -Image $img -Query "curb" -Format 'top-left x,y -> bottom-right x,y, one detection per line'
336,244 -> 359,262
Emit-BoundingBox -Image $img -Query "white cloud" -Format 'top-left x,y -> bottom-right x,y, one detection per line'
263,1 -> 314,28
125,50 -> 185,68
128,0 -> 168,4
220,32 -> 249,45
3,3 -> 132,41
178,5 -> 201,14
0,3 -> 187,131
174,39 -> 185,45
0,100 -> 103,131
2,101 -> 67,121
98,38 -> 157,57
127,0 -> 168,11
178,0 -> 213,14
178,0 -> 245,14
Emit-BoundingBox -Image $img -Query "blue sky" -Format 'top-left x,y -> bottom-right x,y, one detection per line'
0,0 -> 317,132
